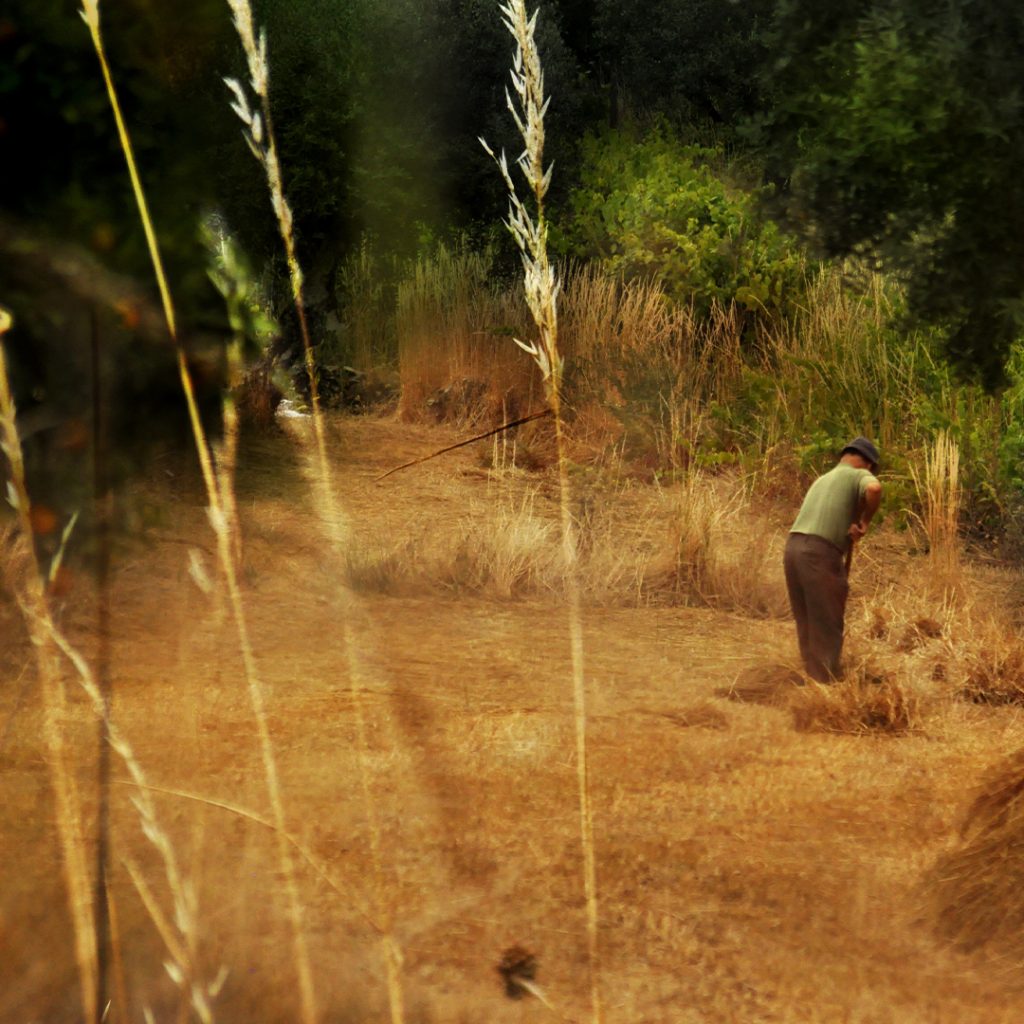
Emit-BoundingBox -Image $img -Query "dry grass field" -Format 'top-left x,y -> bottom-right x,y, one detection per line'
4,413 -> 1024,1023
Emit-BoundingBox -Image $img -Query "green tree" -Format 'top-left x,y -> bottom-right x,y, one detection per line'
591,0 -> 774,129
757,0 -> 1024,386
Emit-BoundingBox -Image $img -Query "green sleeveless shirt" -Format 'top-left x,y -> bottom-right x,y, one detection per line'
790,464 -> 873,551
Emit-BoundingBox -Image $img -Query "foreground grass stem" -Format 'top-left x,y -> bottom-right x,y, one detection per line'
80,4 -> 316,1021
223,2 -> 406,1021
482,4 -> 602,1020
0,307 -> 98,1024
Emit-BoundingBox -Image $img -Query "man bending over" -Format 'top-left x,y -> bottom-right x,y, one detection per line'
784,437 -> 883,682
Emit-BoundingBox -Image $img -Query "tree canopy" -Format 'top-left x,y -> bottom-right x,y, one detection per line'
3,0 -> 1024,383
758,0 -> 1024,386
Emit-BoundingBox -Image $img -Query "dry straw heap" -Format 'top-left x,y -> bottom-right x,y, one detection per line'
930,747 -> 1024,958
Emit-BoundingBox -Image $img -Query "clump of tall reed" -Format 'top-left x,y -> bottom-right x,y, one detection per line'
911,431 -> 962,594
333,241 -> 399,373
392,255 -> 747,468
753,269 -> 927,457
396,243 -> 534,424
560,268 -> 743,464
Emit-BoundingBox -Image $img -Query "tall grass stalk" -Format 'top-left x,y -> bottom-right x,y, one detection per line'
0,308 -> 98,1024
336,242 -> 397,371
222,0 -> 331,495
3,307 -> 219,1021
203,221 -> 251,569
79,4 -> 316,1020
50,630 -> 219,1023
482,5 -> 602,1020
223,4 -> 406,1021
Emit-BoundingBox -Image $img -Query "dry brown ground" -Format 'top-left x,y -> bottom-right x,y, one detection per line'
3,414 -> 1024,1023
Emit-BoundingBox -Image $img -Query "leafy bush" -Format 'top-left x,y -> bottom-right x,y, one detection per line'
557,128 -> 805,326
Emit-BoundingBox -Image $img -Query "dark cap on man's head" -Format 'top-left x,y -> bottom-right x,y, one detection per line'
841,436 -> 880,470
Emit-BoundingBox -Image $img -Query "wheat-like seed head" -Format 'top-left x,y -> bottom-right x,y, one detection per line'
480,1 -> 561,398
225,0 -> 268,97
79,0 -> 100,34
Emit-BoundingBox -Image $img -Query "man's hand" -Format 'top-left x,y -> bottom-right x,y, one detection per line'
849,479 -> 882,544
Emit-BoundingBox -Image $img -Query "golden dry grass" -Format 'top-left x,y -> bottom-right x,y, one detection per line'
6,415 -> 1024,1022
790,673 -> 921,736
395,246 -> 537,426
716,663 -> 805,708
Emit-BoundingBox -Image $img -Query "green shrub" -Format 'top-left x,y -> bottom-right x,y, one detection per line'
557,127 -> 805,326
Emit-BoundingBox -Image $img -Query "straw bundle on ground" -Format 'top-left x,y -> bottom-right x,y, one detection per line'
929,748 -> 1024,958
790,671 -> 918,735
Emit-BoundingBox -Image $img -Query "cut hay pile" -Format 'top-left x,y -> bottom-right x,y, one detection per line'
790,667 -> 919,735
716,663 -> 805,708
929,748 -> 1024,958
960,644 -> 1024,706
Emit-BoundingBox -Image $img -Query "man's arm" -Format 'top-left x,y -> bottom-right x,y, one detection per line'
848,479 -> 882,542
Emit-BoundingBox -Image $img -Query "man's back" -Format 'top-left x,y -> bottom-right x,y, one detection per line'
790,463 -> 873,552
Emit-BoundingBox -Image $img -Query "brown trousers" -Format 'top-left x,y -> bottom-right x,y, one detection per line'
783,532 -> 849,682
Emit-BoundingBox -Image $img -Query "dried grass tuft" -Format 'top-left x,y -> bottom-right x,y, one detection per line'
645,474 -> 789,618
867,608 -> 890,639
929,748 -> 1024,957
443,497 -> 561,598
716,664 -> 805,708
896,617 -> 944,653
790,669 -> 920,735
960,644 -> 1024,706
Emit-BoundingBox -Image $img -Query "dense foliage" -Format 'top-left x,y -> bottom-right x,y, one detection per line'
6,0 -> 1024,543
757,0 -> 1024,387
559,129 -> 804,325
8,0 -> 1022,387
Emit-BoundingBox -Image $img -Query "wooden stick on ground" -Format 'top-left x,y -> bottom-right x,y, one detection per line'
373,407 -> 553,483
